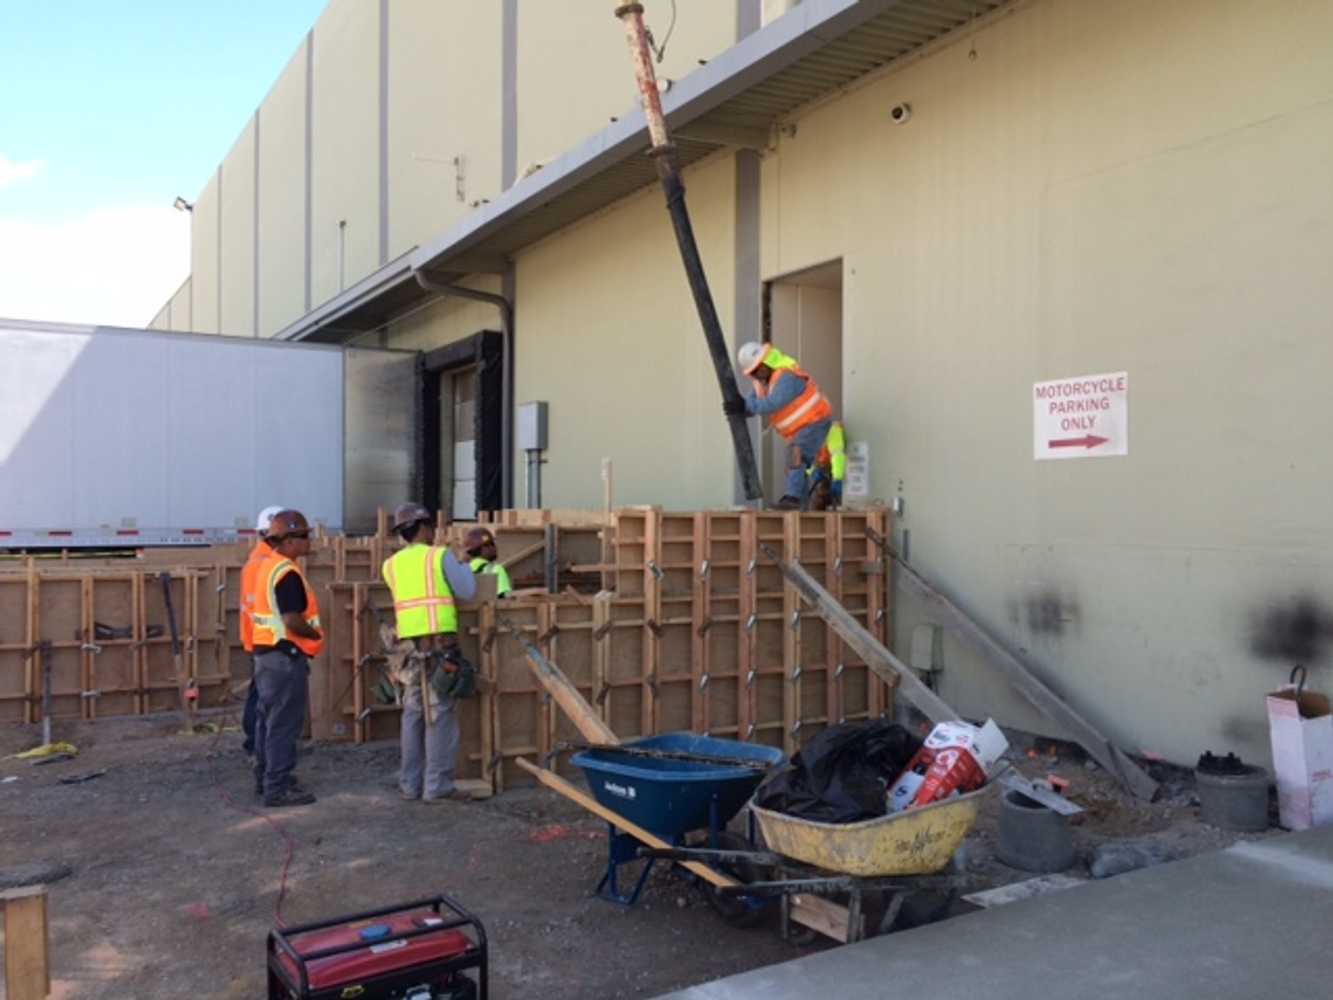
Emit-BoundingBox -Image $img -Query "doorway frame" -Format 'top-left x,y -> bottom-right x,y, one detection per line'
419,329 -> 504,518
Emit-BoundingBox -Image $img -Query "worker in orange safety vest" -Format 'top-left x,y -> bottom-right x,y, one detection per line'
250,509 -> 324,808
240,505 -> 285,758
727,341 -> 843,510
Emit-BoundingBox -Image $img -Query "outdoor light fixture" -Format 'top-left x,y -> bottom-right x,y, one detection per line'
173,196 -> 193,212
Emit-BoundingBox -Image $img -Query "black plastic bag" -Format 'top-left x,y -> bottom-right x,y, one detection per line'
755,719 -> 921,823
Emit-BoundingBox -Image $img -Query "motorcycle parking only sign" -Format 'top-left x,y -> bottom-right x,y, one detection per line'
1033,372 -> 1128,460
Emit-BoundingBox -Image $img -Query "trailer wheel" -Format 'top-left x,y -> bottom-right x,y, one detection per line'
702,831 -> 770,928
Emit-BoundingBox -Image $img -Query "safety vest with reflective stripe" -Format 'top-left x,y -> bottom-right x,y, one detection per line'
470,557 -> 513,597
749,347 -> 832,440
382,543 -> 458,638
239,539 -> 275,653
250,550 -> 324,657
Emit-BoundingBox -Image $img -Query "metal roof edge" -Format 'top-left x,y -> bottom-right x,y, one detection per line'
409,0 -> 904,274
274,249 -> 416,342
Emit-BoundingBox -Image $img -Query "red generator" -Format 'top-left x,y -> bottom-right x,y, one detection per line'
266,894 -> 487,1000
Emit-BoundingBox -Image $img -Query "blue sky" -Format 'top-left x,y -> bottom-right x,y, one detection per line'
0,0 -> 326,325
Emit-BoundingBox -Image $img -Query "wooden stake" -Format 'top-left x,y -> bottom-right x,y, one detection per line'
504,615 -> 617,745
2,885 -> 50,1000
516,757 -> 737,890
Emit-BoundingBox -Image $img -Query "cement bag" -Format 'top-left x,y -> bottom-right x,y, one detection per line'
1267,666 -> 1333,831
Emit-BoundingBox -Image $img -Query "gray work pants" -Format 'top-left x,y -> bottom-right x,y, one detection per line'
400,688 -> 459,799
253,648 -> 309,797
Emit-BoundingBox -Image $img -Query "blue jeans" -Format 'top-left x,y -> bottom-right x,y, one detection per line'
784,418 -> 834,501
241,668 -> 259,753
252,648 -> 309,797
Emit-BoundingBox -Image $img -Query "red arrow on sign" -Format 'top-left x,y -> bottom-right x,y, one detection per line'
1049,435 -> 1108,449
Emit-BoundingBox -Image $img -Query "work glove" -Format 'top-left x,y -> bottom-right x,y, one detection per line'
722,397 -> 748,418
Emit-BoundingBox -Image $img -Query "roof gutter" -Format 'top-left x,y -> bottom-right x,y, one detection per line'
414,270 -> 515,509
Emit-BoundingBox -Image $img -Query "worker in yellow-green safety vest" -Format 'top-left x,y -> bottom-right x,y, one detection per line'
728,341 -> 843,510
381,503 -> 477,803
464,527 -> 513,597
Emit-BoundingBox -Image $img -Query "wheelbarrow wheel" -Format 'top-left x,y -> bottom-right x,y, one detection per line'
702,831 -> 770,928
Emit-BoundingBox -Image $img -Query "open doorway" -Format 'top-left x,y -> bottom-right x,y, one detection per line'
421,331 -> 504,520
761,260 -> 843,500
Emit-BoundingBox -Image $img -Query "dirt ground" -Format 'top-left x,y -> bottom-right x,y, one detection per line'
1,717 -> 1276,999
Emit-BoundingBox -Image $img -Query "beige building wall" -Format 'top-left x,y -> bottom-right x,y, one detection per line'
148,305 -> 169,330
168,279 -> 192,332
514,1 -> 739,176
759,0 -> 1333,765
190,175 -> 221,334
258,39 -> 310,337
387,0 -> 503,259
514,153 -> 738,510
219,119 -> 258,337
361,274 -> 505,354
310,0 -> 380,307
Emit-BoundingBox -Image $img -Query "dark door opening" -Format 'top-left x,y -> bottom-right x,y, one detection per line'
421,330 -> 504,520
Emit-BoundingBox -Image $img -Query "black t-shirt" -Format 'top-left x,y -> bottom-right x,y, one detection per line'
274,571 -> 307,615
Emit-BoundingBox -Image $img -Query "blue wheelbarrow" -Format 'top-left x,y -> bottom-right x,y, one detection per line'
570,733 -> 786,907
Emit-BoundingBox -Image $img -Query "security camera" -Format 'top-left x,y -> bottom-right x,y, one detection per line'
889,102 -> 912,125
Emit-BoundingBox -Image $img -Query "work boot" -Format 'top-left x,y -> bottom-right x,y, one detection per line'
774,495 -> 802,510
264,786 -> 316,808
423,788 -> 471,803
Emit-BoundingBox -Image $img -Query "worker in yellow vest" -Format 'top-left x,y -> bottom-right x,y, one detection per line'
250,509 -> 324,808
464,527 -> 513,597
729,342 -> 843,510
241,505 -> 285,760
381,503 -> 478,802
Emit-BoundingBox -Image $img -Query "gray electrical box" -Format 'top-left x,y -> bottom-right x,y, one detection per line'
518,401 -> 549,451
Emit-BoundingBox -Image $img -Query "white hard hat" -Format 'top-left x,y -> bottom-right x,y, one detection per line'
738,341 -> 768,375
256,505 -> 286,534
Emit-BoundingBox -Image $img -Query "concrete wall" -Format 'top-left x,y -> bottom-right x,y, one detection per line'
258,39 -> 310,337
168,279 -> 192,332
759,0 -> 1333,765
310,0 -> 381,308
387,0 -> 503,258
514,1 -> 739,176
189,175 -> 220,334
219,118 -> 258,336
513,152 -> 739,510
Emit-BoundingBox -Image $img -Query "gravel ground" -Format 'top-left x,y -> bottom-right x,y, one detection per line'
0,718 -> 1277,998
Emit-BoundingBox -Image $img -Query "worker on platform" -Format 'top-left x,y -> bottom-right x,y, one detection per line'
464,527 -> 513,598
241,505 -> 286,760
250,509 -> 324,808
382,503 -> 478,802
727,342 -> 845,510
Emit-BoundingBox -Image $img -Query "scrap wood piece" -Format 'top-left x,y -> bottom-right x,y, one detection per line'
2,884 -> 50,1000
864,528 -> 1159,802
514,757 -> 737,891
758,544 -> 957,725
499,616 -> 617,745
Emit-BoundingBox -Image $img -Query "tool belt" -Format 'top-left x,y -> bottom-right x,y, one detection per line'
409,646 -> 477,702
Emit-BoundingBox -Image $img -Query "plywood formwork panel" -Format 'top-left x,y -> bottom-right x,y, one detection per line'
0,576 -> 32,722
35,577 -> 84,720
87,576 -> 139,718
139,572 -> 191,715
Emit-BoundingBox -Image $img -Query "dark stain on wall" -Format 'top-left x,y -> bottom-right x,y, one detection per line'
1249,597 -> 1333,664
1025,590 -> 1079,636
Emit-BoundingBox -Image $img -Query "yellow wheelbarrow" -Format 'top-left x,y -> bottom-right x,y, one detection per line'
642,787 -> 992,943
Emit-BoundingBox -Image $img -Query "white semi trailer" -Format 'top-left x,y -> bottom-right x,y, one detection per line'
0,319 -> 417,548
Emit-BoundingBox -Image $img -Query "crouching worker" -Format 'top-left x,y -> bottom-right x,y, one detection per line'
382,503 -> 478,802
250,509 -> 324,808
464,527 -> 513,598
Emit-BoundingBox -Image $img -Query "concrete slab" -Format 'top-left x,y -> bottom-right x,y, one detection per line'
658,827 -> 1333,999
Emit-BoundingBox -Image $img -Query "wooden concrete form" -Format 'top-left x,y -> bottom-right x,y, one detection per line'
1,884 -> 50,1000
2,509 -> 894,792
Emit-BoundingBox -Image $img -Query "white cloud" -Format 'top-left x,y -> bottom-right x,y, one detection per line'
0,204 -> 190,327
0,155 -> 45,189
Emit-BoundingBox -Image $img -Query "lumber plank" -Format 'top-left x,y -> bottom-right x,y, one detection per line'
498,539 -> 546,570
2,884 -> 50,1000
790,892 -> 854,944
503,617 -> 618,745
761,545 -> 958,725
515,758 -> 737,890
867,531 -> 1159,801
